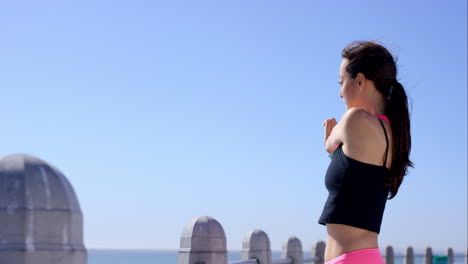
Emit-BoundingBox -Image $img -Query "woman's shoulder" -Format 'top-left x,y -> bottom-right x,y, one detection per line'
341,107 -> 387,146
341,108 -> 392,166
340,107 -> 375,135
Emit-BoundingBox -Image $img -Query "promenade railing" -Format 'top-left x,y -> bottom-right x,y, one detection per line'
179,216 -> 466,264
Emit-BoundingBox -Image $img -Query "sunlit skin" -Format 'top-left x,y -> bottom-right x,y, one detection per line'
321,59 -> 393,262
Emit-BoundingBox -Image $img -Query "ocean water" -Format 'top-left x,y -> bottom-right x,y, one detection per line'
88,249 -> 466,264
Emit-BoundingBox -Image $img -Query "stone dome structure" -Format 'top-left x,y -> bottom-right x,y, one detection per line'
241,229 -> 272,264
179,216 -> 227,264
0,154 -> 86,264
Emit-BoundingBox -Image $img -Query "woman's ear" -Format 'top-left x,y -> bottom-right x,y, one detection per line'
356,72 -> 366,92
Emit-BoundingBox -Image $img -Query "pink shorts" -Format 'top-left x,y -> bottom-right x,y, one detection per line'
325,248 -> 385,264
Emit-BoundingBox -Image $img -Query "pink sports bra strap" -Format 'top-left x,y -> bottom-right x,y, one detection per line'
376,115 -> 390,124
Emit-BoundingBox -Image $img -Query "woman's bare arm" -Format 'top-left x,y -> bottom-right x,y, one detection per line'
323,107 -> 364,154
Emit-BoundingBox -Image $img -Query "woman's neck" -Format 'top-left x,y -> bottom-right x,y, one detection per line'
358,99 -> 386,116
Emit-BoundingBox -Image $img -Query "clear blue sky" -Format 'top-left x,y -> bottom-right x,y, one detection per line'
0,0 -> 466,254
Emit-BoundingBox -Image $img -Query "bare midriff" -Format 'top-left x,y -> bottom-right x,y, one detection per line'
325,224 -> 379,262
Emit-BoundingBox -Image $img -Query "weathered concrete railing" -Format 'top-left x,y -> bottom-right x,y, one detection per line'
179,216 -> 324,264
0,154 -> 87,264
384,246 -> 459,264
179,216 -> 466,264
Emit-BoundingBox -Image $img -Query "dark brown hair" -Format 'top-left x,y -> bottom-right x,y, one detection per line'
342,41 -> 414,199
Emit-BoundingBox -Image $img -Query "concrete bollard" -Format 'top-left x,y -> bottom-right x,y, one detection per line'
385,246 -> 394,264
424,247 -> 433,264
179,216 -> 227,264
404,246 -> 414,264
465,248 -> 467,264
446,248 -> 454,264
0,154 -> 87,264
311,241 -> 325,264
281,236 -> 303,264
241,229 -> 272,264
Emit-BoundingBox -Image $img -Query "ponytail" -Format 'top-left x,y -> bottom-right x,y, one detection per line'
385,80 -> 414,199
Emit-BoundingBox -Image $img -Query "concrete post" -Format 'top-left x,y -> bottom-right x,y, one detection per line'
385,246 -> 394,264
241,229 -> 271,264
281,236 -> 303,264
446,248 -> 454,264
179,216 -> 227,264
0,154 -> 87,264
465,248 -> 467,264
423,247 -> 433,264
404,246 -> 414,264
311,241 -> 325,264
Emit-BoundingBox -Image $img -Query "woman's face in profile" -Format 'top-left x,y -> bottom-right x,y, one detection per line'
338,59 -> 360,109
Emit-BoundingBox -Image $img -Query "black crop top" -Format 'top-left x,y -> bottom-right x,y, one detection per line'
318,117 -> 390,234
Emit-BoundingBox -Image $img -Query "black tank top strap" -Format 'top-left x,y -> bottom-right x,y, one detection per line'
377,117 -> 389,166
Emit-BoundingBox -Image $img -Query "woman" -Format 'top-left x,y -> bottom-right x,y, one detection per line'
318,41 -> 413,264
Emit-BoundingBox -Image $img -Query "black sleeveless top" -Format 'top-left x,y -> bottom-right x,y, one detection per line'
318,117 -> 390,234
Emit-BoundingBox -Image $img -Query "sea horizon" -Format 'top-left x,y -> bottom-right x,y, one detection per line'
87,248 -> 467,264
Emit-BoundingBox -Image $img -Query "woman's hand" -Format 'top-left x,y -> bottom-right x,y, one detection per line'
323,118 -> 337,148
